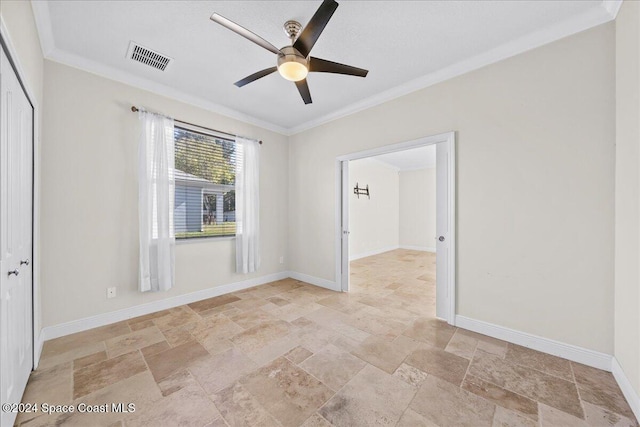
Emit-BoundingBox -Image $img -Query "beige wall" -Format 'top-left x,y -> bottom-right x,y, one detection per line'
615,0 -> 640,396
41,60 -> 289,327
1,1 -> 44,334
289,23 -> 615,353
348,158 -> 399,259
399,168 -> 436,250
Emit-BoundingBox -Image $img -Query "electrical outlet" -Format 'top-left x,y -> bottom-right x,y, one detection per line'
279,256 -> 284,264
107,287 -> 117,299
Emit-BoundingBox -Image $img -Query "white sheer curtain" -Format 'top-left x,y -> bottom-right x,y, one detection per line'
138,111 -> 175,292
235,136 -> 260,274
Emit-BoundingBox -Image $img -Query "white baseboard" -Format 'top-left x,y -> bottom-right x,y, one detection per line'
612,357 -> 640,422
288,271 -> 341,292
349,246 -> 400,261
455,315 -> 612,371
399,245 -> 436,253
42,271 -> 290,341
33,330 -> 44,369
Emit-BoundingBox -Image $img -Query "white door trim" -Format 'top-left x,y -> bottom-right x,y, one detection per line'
0,17 -> 42,368
335,131 -> 456,324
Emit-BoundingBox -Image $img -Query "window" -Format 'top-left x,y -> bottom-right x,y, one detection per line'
174,125 -> 237,239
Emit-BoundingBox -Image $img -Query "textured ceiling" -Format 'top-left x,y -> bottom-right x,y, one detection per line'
32,1 -> 618,134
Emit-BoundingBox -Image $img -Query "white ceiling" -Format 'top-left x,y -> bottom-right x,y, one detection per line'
371,145 -> 436,171
31,1 -> 620,134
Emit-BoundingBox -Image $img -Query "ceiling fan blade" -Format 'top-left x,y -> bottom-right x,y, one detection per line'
295,79 -> 313,104
210,13 -> 280,55
234,67 -> 278,87
309,57 -> 368,77
293,0 -> 339,58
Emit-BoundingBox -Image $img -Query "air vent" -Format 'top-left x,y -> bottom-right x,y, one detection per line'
127,42 -> 172,71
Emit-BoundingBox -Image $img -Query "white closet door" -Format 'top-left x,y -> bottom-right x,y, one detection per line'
1,46 -> 34,427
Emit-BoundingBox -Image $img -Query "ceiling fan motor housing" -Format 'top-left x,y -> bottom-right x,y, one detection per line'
277,46 -> 309,81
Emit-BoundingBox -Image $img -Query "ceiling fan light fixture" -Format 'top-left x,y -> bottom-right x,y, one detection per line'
277,47 -> 308,82
278,61 -> 308,82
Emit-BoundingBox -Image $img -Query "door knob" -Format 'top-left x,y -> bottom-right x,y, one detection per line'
439,236 -> 445,242
7,270 -> 19,277
20,259 -> 29,266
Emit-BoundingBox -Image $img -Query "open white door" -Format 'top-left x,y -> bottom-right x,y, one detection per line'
336,132 -> 455,320
340,161 -> 349,291
1,45 -> 34,427
436,139 -> 455,324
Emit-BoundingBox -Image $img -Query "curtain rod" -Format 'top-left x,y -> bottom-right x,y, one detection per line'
131,106 -> 262,145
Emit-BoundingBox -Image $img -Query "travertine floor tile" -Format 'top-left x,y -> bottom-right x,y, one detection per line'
393,363 -> 429,389
212,382 -> 280,427
349,334 -> 419,374
228,309 -> 279,329
42,321 -> 131,358
230,320 -> 293,353
505,344 -> 573,381
140,341 -> 170,358
445,330 -> 479,359
319,364 -> 415,426
38,341 -> 107,371
188,294 -> 241,313
470,350 -> 583,419
455,328 -> 508,358
284,346 -> 314,364
582,401 -> 638,427
189,347 -> 257,394
126,371 -> 220,427
572,362 -> 636,420
539,403 -> 586,426
462,374 -> 538,421
144,341 -> 209,382
73,351 -> 147,398
299,344 -> 366,391
73,350 -> 107,370
191,315 -> 243,342
492,406 -> 537,427
406,344 -> 470,386
105,326 -> 165,358
16,362 -> 73,425
397,408 -> 440,426
240,357 -> 333,427
230,297 -> 273,312
402,317 -> 457,349
410,375 -> 496,427
152,306 -> 200,331
300,413 -> 333,427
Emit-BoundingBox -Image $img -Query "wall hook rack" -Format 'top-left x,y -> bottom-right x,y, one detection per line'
354,183 -> 370,199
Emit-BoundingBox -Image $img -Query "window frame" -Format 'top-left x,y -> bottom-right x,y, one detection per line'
173,123 -> 237,241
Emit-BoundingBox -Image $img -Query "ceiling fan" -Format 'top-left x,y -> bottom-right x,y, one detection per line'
210,0 -> 368,104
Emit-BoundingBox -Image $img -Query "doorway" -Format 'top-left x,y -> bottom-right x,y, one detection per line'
1,42 -> 35,426
335,132 -> 456,324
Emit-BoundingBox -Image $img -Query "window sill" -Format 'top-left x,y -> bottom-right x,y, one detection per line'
176,236 -> 236,245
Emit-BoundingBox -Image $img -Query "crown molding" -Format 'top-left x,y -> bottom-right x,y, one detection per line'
602,0 -> 624,19
287,2 -> 617,135
30,2 -> 289,136
46,48 -> 290,135
31,0 -> 618,137
30,0 -> 54,57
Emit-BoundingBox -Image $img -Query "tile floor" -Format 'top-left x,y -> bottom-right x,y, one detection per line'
17,249 -> 638,426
